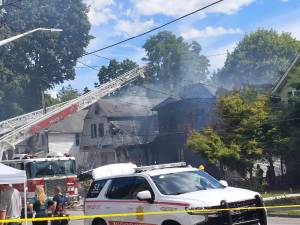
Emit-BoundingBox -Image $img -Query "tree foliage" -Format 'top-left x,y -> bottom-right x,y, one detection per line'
143,31 -> 210,92
187,128 -> 240,165
97,59 -> 139,96
188,87 -> 273,177
57,84 -> 80,103
97,59 -> 138,85
0,0 -> 91,119
213,29 -> 300,88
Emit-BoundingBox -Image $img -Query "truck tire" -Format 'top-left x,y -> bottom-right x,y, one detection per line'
162,220 -> 181,225
92,218 -> 107,225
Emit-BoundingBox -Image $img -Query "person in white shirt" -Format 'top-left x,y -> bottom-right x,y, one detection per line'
0,184 -> 22,225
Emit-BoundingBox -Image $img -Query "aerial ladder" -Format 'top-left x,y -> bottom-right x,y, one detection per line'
0,66 -> 145,160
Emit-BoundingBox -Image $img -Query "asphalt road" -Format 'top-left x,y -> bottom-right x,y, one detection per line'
62,210 -> 300,225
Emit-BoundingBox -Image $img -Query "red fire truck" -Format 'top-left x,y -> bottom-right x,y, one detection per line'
2,154 -> 79,202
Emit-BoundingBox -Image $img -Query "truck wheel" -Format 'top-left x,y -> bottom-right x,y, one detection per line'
162,220 -> 181,225
92,218 -> 107,225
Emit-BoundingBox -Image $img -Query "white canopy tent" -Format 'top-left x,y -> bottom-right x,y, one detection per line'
0,163 -> 28,225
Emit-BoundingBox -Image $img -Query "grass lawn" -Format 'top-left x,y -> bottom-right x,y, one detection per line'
268,210 -> 300,216
261,189 -> 300,198
265,196 -> 300,206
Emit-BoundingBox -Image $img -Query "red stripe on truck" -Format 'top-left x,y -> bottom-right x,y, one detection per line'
31,104 -> 79,134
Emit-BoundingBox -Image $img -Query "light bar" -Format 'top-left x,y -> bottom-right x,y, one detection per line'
135,162 -> 187,173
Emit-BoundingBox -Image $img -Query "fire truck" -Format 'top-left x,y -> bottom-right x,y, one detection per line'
2,153 -> 79,201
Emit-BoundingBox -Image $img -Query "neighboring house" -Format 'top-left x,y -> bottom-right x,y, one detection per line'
48,109 -> 88,156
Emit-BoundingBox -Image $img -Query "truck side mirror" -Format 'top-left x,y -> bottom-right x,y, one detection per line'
219,180 -> 228,187
137,190 -> 153,203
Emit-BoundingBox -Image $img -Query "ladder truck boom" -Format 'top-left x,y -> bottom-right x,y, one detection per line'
0,66 -> 145,160
0,102 -> 67,135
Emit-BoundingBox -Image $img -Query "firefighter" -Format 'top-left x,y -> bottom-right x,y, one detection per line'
52,186 -> 69,225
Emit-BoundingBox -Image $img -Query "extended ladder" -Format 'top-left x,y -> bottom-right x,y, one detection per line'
0,66 -> 145,159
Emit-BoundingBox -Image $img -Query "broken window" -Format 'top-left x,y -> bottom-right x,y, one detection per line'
75,133 -> 80,146
98,123 -> 104,137
91,124 -> 97,138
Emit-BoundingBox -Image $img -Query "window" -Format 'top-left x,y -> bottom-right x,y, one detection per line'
25,160 -> 76,179
106,177 -> 135,199
91,124 -> 97,138
87,179 -> 108,198
98,123 -> 104,137
75,133 -> 80,146
106,177 -> 152,199
151,170 -> 224,195
131,177 -> 153,199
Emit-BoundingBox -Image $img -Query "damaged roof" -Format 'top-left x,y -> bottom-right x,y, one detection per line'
97,97 -> 164,119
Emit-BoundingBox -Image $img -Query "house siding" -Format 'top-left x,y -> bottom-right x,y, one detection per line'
48,133 -> 80,156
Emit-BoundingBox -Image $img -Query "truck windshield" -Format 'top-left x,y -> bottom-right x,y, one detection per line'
25,160 -> 76,178
152,170 -> 224,195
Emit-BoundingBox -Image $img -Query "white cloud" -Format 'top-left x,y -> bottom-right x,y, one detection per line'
132,0 -> 255,17
84,0 -> 116,26
114,19 -> 155,37
182,26 -> 242,40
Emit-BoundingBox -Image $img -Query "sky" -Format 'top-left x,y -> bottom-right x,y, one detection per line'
49,0 -> 300,97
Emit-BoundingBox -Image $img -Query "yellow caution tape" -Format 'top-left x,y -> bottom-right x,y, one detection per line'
1,204 -> 300,223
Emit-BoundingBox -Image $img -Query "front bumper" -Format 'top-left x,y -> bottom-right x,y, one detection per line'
198,196 -> 267,225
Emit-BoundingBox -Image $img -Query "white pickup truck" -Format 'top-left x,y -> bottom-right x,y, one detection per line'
84,162 -> 267,225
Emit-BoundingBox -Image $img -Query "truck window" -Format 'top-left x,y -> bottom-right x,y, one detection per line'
130,177 -> 153,199
87,179 -> 108,198
25,160 -> 76,178
107,177 -> 135,199
106,177 -> 152,200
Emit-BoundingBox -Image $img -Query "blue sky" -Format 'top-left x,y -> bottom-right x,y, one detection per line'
49,0 -> 300,97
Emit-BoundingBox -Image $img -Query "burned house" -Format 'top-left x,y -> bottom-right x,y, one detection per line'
149,83 -> 218,172
77,97 -> 162,170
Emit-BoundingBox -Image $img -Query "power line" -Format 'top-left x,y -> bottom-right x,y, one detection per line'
82,0 -> 224,56
92,53 -> 113,61
77,61 -> 100,72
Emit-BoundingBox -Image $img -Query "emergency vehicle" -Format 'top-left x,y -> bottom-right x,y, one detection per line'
84,162 -> 267,225
2,153 -> 78,202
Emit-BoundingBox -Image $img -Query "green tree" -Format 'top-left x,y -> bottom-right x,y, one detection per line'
143,31 -> 209,92
98,59 -> 138,85
0,0 -> 91,119
187,127 -> 240,177
83,87 -> 90,94
97,59 -> 139,96
188,87 -> 272,177
57,85 -> 80,102
213,29 -> 300,88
